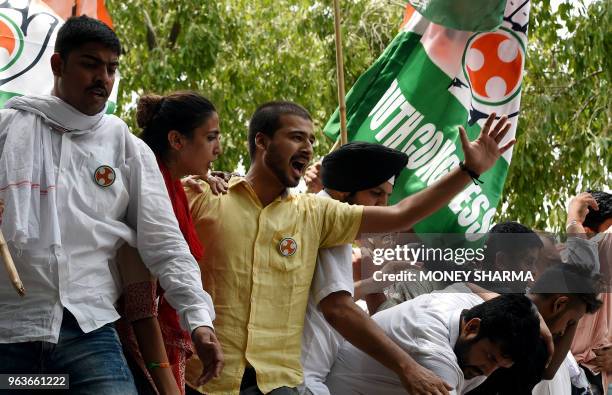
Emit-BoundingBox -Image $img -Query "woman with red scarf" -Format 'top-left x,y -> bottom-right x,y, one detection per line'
116,91 -> 222,395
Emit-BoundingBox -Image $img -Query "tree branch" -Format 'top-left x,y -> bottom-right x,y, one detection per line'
169,19 -> 181,48
143,10 -> 157,50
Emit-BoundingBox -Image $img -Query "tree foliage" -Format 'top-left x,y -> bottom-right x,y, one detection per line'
106,0 -> 403,170
107,0 -> 610,231
498,0 -> 611,232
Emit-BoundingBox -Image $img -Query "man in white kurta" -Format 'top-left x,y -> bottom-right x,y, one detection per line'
299,142 -> 452,395
325,284 -> 485,395
325,284 -> 543,395
0,15 -> 221,394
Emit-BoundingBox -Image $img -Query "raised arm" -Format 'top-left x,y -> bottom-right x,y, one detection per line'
465,283 -> 555,367
543,321 -> 577,380
358,113 -> 514,236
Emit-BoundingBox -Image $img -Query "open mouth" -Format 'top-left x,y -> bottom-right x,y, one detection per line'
291,159 -> 308,176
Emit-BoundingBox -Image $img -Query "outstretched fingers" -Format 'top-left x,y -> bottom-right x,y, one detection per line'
499,139 -> 516,154
458,125 -> 470,150
481,112 -> 497,136
490,115 -> 508,138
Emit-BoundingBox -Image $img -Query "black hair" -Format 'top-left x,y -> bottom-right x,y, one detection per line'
469,337 -> 548,395
462,294 -> 540,364
54,15 -> 121,59
583,190 -> 612,231
137,91 -> 217,158
530,262 -> 603,314
484,221 -> 543,265
247,101 -> 312,160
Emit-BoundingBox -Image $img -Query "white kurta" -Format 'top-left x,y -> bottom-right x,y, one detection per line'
326,283 -> 486,395
300,190 -> 354,395
531,353 -> 572,395
0,97 -> 214,343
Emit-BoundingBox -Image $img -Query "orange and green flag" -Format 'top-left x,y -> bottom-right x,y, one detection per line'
325,1 -> 530,240
0,0 -> 118,112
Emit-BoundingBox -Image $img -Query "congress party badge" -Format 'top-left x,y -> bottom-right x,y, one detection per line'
94,165 -> 116,187
278,237 -> 298,257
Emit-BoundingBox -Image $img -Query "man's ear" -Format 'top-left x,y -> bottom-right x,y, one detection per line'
463,317 -> 481,340
255,132 -> 269,153
51,53 -> 63,77
552,295 -> 569,315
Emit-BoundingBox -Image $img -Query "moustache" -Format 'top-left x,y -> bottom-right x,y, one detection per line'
86,85 -> 108,96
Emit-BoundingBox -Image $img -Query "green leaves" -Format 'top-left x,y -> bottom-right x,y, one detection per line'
107,0 -> 609,232
107,0 -> 403,170
498,0 -> 611,232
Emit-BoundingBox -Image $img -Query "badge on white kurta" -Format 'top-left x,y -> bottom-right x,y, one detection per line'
94,165 -> 116,187
278,237 -> 298,257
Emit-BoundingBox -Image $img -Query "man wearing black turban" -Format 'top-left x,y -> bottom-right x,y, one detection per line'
321,142 -> 408,196
300,142 -> 452,395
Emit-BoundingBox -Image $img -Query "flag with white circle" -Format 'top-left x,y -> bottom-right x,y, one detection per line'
325,1 -> 530,239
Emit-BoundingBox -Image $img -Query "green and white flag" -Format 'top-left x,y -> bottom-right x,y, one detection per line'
407,0 -> 507,31
0,0 -> 118,112
324,1 -> 530,239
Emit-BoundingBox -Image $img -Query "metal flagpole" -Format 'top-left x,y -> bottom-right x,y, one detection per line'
332,0 -> 348,148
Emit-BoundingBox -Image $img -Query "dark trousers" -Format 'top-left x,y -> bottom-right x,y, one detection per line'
239,367 -> 299,395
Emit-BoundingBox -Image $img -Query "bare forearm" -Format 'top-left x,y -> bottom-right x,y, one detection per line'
321,294 -> 419,377
359,168 -> 471,235
466,282 -> 499,301
543,324 -> 577,380
132,318 -> 181,395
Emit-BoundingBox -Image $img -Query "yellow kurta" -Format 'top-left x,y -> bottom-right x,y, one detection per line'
185,177 -> 362,394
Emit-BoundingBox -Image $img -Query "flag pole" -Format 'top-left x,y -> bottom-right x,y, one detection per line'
333,0 -> 348,147
0,230 -> 25,296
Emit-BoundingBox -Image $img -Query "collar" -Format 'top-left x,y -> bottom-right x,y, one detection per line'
449,309 -> 462,349
317,189 -> 332,199
230,176 -> 293,205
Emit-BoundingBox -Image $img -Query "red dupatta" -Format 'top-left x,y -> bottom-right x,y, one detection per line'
156,158 -> 204,375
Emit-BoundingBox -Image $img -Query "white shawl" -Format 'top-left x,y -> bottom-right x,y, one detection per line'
0,95 -> 106,249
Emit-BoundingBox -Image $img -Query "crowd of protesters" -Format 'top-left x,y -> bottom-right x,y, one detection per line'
0,16 -> 608,395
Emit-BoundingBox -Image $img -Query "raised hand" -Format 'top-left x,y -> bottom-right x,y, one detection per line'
459,113 -> 515,175
568,192 -> 599,224
304,161 -> 323,194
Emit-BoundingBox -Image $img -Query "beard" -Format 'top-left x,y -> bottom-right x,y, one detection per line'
454,337 -> 484,379
264,142 -> 300,188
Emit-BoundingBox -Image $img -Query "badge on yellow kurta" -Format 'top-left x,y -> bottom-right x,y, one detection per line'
279,237 -> 298,257
94,165 -> 116,187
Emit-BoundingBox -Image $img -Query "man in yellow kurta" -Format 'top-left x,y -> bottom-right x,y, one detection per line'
186,101 -> 514,394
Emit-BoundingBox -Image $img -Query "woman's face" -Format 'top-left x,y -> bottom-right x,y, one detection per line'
176,112 -> 222,176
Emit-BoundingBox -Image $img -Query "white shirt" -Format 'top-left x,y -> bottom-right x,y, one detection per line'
531,353 -> 572,395
0,107 -> 214,343
300,189 -> 354,395
326,283 -> 485,395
